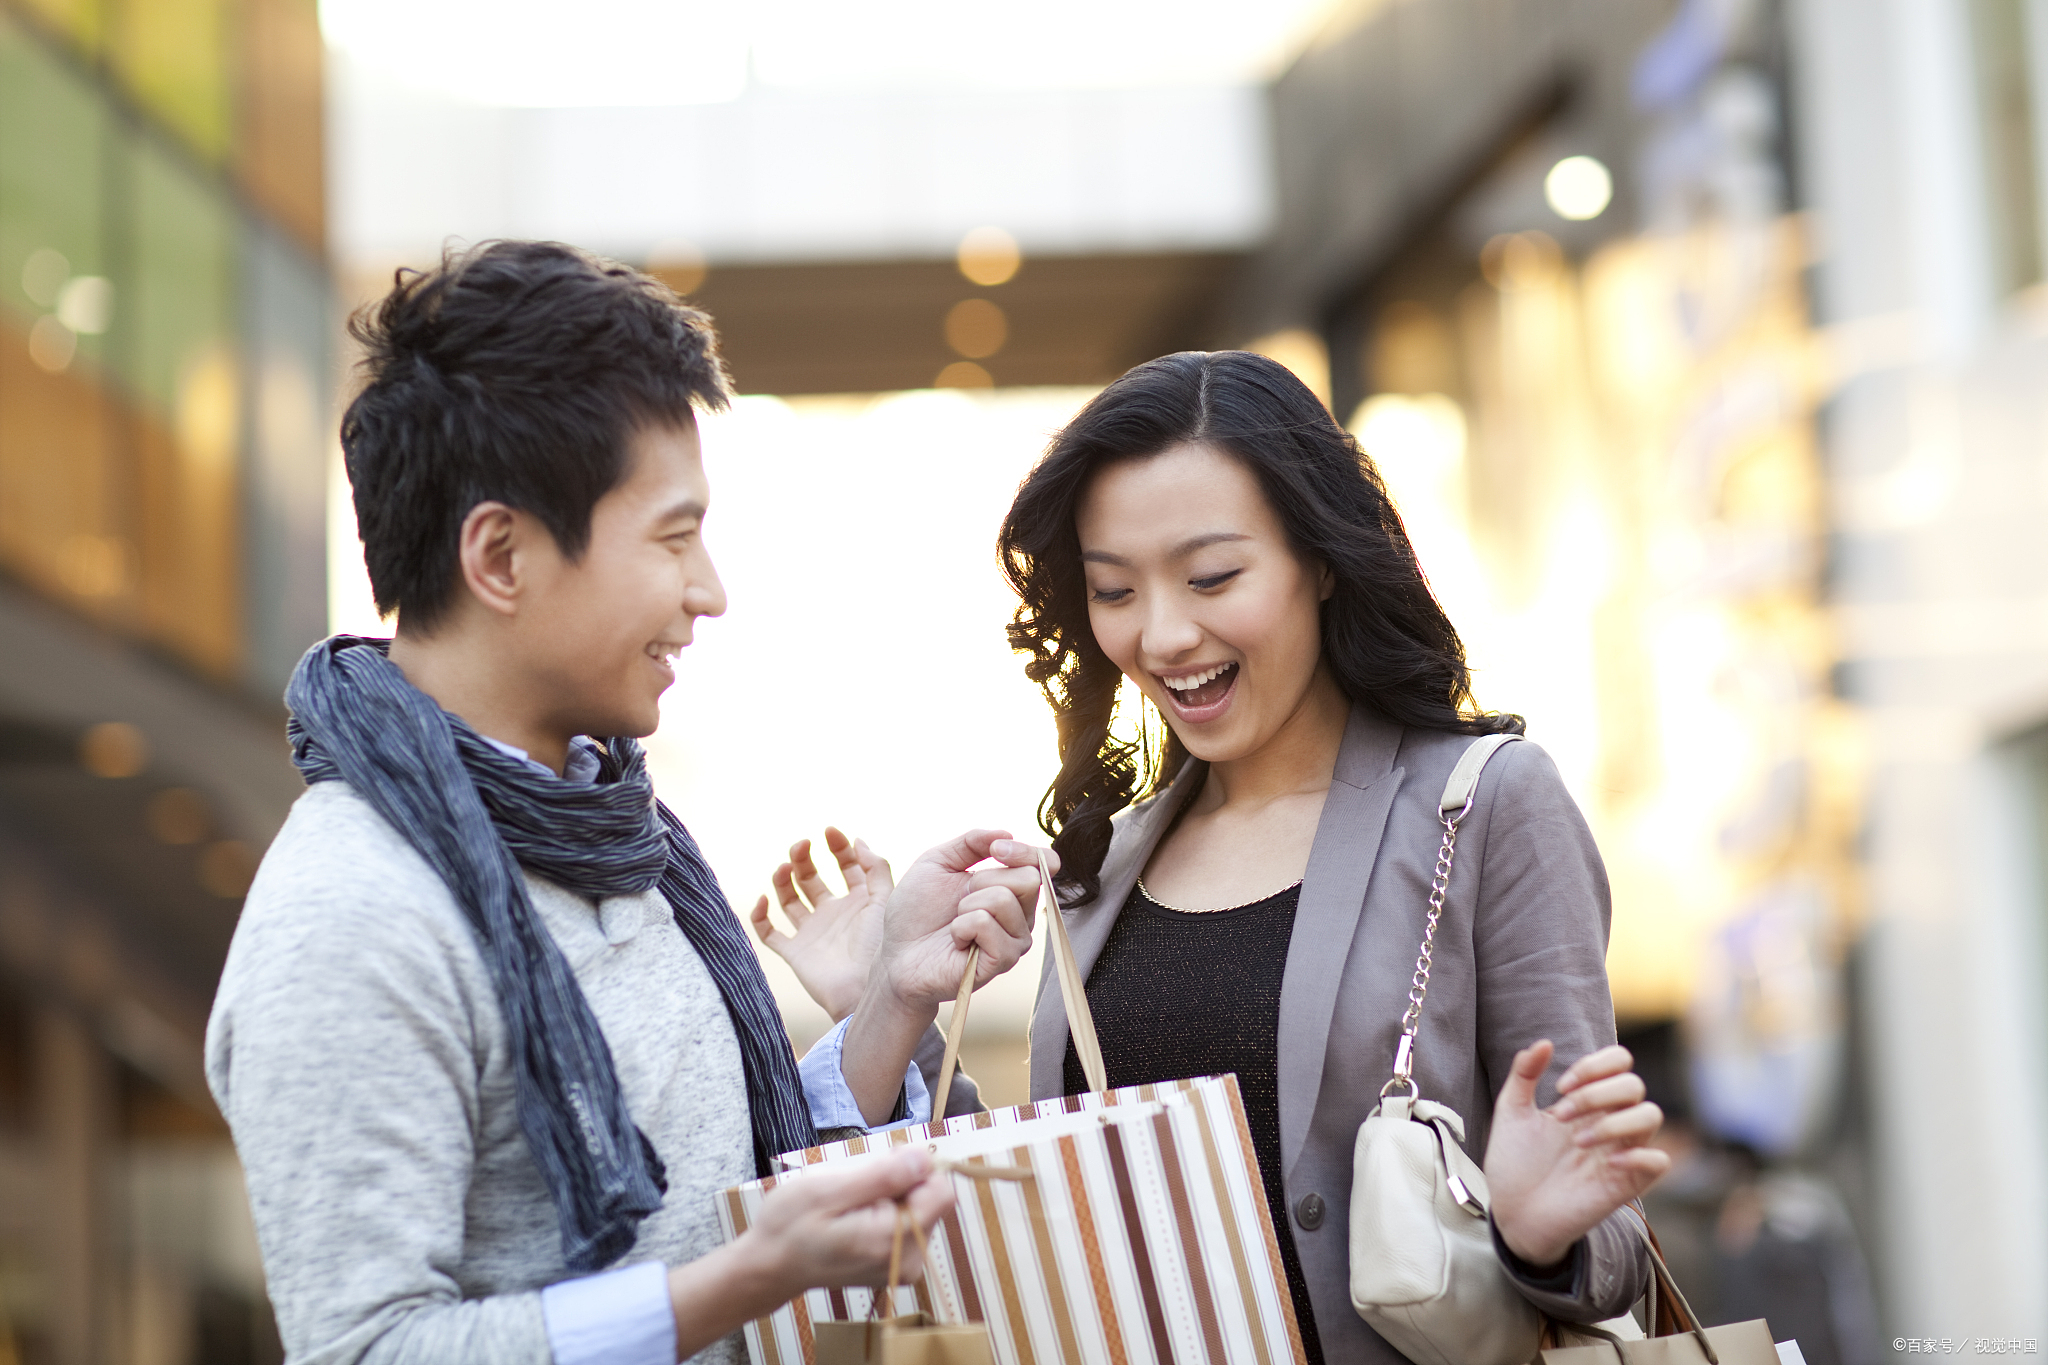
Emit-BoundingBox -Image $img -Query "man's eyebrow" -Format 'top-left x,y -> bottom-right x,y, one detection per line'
654,498 -> 706,524
1082,532 -> 1250,566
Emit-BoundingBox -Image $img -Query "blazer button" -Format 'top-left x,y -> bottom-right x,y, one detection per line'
1295,1193 -> 1326,1231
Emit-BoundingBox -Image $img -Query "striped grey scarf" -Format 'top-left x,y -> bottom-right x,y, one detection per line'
284,635 -> 816,1271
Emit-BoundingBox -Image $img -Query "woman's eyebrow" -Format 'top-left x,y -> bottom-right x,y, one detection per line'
1081,531 -> 1251,566
1172,531 -> 1251,556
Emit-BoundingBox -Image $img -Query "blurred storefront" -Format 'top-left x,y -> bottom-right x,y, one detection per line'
0,0 -> 329,1361
1233,0 -> 2047,1353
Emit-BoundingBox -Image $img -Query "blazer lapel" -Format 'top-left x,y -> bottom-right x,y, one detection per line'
1027,759 -> 1207,1099
1275,705 -> 1405,1182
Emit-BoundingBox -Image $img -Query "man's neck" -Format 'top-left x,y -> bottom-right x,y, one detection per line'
387,628 -> 572,776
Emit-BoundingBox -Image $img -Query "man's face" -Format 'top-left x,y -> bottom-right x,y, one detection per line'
514,419 -> 725,741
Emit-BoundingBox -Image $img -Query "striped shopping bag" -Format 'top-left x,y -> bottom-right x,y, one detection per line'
715,856 -> 1310,1365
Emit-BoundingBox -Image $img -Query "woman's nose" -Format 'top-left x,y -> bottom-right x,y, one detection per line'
1139,601 -> 1203,660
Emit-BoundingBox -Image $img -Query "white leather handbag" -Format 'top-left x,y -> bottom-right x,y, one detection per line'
1348,734 -> 1645,1365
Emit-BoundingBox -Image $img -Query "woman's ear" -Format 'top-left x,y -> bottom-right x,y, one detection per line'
1318,561 -> 1337,602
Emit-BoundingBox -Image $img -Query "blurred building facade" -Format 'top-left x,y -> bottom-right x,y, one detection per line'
1231,0 -> 2047,1353
0,0 -> 329,1361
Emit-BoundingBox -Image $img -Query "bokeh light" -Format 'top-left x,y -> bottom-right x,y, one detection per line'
1544,154 -> 1614,221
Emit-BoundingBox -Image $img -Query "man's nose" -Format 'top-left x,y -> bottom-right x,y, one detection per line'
688,551 -> 728,619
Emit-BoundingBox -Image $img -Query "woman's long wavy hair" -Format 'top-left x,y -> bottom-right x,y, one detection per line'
998,350 -> 1523,904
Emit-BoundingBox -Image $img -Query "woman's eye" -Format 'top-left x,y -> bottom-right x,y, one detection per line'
1089,587 -> 1132,604
1191,570 -> 1242,591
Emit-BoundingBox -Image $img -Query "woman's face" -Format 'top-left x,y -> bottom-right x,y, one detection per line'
1075,442 -> 1333,765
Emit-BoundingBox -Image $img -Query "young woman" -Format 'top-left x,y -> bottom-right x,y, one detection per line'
758,351 -> 1668,1363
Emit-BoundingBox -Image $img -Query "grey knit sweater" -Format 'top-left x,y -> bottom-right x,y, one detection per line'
206,782 -> 753,1365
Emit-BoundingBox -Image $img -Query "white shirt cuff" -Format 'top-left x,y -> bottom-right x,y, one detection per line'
541,1261 -> 674,1365
798,1015 -> 930,1133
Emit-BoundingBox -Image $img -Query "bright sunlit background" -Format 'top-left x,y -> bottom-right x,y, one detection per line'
319,0 -> 1339,104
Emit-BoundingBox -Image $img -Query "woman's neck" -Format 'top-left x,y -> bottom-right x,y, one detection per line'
1195,666 -> 1351,813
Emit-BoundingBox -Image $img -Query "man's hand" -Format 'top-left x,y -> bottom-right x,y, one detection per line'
743,1148 -> 954,1291
668,1148 -> 952,1357
749,828 -> 890,1022
839,831 -> 1053,1125
1483,1041 -> 1670,1269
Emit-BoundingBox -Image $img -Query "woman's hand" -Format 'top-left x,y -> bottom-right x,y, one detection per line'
867,831 -> 1049,1011
667,1148 -> 953,1357
749,828 -> 891,1022
1483,1041 -> 1670,1269
838,832 -> 1053,1125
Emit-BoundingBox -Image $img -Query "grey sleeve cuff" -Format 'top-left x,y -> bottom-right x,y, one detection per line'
1491,1210 -> 1652,1321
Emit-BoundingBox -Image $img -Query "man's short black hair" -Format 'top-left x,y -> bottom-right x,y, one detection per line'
341,239 -> 731,632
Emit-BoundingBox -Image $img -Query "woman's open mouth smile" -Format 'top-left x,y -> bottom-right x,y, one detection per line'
1158,661 -> 1239,722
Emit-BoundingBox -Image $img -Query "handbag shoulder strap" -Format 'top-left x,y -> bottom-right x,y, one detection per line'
1382,732 -> 1524,1097
1440,732 -> 1523,816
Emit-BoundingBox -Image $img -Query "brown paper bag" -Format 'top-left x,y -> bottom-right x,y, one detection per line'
1541,1319 -> 1781,1365
810,1201 -> 998,1365
812,1316 -> 996,1365
1540,1210 -> 1781,1365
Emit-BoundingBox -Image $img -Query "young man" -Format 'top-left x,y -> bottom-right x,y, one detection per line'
205,241 -> 1046,1364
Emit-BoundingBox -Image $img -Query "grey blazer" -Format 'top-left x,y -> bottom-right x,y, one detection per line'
1025,704 -> 1651,1362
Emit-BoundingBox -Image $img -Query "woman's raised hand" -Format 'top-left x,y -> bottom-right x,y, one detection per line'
748,828 -> 891,1021
1482,1040 -> 1670,1269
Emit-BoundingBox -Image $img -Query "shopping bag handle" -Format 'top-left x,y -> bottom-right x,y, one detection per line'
929,849 -> 1105,1117
1038,849 -> 1107,1093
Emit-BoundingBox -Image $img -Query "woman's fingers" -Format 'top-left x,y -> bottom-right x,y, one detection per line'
1607,1145 -> 1673,1180
1572,1099 -> 1664,1150
953,884 -> 1035,947
1549,1070 -> 1646,1122
949,908 -> 1033,979
1556,1044 -> 1635,1094
965,865 -> 1043,918
1496,1040 -> 1554,1116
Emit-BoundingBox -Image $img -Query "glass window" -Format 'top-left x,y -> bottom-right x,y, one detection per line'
235,0 -> 325,254
1972,0 -> 2047,295
0,14 -> 124,619
113,0 -> 232,164
127,132 -> 242,677
13,0 -> 104,57
0,11 -> 113,373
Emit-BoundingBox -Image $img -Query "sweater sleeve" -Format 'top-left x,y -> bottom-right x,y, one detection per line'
1467,740 -> 1653,1321
206,836 -> 553,1365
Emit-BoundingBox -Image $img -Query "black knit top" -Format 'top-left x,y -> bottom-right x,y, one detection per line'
1062,880 -> 1323,1365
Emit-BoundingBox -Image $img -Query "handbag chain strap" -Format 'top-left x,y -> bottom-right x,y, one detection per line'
1382,732 -> 1523,1099
1382,805 -> 1464,1098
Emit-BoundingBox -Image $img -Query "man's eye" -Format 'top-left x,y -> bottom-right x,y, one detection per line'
1191,570 -> 1242,591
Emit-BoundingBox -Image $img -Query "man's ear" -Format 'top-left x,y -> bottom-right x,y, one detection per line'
457,502 -> 526,617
